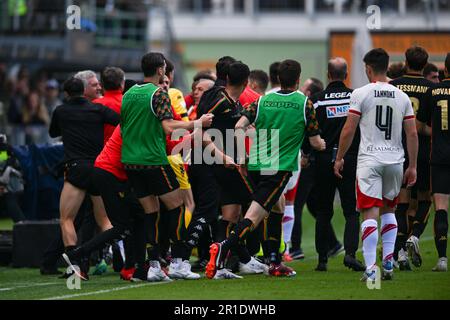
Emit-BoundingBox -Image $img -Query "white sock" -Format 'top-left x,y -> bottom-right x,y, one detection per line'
361,219 -> 378,271
282,205 -> 295,245
380,213 -> 398,262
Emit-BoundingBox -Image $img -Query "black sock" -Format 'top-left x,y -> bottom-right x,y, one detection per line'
394,203 -> 408,259
246,222 -> 263,256
221,218 -> 254,260
185,215 -> 209,259
265,212 -> 283,264
434,210 -> 448,258
408,215 -> 415,235
144,212 -> 160,261
123,234 -> 135,269
168,206 -> 189,260
412,201 -> 431,238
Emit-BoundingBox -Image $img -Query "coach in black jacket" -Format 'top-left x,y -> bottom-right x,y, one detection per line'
311,58 -> 365,272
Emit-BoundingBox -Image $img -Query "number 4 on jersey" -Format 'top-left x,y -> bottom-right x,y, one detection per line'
376,105 -> 393,140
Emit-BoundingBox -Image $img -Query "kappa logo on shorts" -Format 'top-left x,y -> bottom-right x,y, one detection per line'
326,105 -> 349,118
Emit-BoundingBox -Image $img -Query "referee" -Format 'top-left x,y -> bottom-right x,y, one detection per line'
311,58 -> 365,272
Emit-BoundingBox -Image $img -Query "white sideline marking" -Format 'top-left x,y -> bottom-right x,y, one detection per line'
0,282 -> 59,292
41,281 -> 171,300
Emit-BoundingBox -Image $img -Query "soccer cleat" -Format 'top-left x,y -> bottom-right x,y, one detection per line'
268,262 -> 296,277
213,268 -> 243,280
360,267 -> 377,283
239,256 -> 269,275
62,253 -> 88,281
148,260 -> 172,282
382,260 -> 394,280
120,267 -> 136,281
315,262 -> 327,272
343,255 -> 366,272
92,259 -> 108,275
397,248 -> 412,271
406,235 -> 422,267
130,265 -> 148,282
432,257 -> 448,272
289,249 -> 305,260
168,260 -> 201,280
327,243 -> 344,258
206,242 -> 222,279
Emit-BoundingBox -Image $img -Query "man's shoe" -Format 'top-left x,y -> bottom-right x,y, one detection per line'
148,260 -> 172,282
92,259 -> 108,275
343,255 -> 366,272
327,243 -> 344,258
360,267 -> 377,282
62,253 -> 88,281
382,260 -> 394,280
398,248 -> 412,271
168,260 -> 201,280
289,249 -> 305,260
315,262 -> 327,272
213,268 -> 243,280
130,265 -> 148,282
239,256 -> 269,275
120,267 -> 135,281
268,262 -> 296,277
406,235 -> 422,267
432,257 -> 448,272
206,242 -> 222,279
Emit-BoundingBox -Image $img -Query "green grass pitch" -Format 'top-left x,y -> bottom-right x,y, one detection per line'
1,206 -> 449,300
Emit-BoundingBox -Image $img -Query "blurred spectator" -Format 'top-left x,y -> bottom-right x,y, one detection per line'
23,90 -> 50,144
44,79 -> 62,116
7,66 -> 30,145
0,134 -> 25,222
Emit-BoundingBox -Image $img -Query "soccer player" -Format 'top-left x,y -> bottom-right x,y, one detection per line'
390,46 -> 434,269
424,63 -> 440,84
166,59 -> 189,122
49,77 -> 120,277
120,52 -> 213,281
206,59 -> 326,279
416,53 -> 450,272
334,48 -> 418,281
188,61 -> 267,279
266,61 -> 281,94
311,57 -> 365,272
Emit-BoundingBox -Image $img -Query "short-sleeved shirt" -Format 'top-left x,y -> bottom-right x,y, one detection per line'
348,82 -> 414,167
169,88 -> 189,121
417,78 -> 450,165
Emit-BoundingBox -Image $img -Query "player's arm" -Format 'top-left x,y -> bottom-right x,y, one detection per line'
305,99 -> 326,151
236,100 -> 258,130
154,90 -> 213,135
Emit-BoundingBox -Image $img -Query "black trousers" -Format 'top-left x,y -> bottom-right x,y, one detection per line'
314,153 -> 360,262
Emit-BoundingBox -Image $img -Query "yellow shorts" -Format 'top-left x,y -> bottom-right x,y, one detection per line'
167,154 -> 191,190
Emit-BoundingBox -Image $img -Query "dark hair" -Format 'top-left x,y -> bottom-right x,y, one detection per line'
363,48 -> 389,74
124,79 -> 137,94
446,53 -> 450,72
387,62 -> 406,80
308,78 -> 324,96
141,52 -> 166,77
278,59 -> 301,88
405,46 -> 429,71
249,70 -> 269,92
165,59 -> 175,76
423,63 -> 438,77
193,70 -> 216,82
101,67 -> 125,91
216,56 -> 236,81
328,59 -> 347,80
227,61 -> 250,86
63,77 -> 84,97
269,62 -> 281,85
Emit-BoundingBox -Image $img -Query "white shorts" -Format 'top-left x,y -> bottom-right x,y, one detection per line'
356,163 -> 403,209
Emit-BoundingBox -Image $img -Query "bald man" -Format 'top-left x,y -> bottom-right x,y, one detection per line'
309,57 -> 365,272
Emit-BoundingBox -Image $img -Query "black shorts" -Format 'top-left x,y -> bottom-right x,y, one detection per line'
92,167 -> 131,229
125,165 -> 179,199
248,170 -> 292,212
64,160 -> 99,196
213,165 -> 254,206
431,165 -> 450,195
416,159 -> 431,192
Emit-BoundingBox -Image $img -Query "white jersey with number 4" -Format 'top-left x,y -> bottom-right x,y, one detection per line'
348,81 -> 414,168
